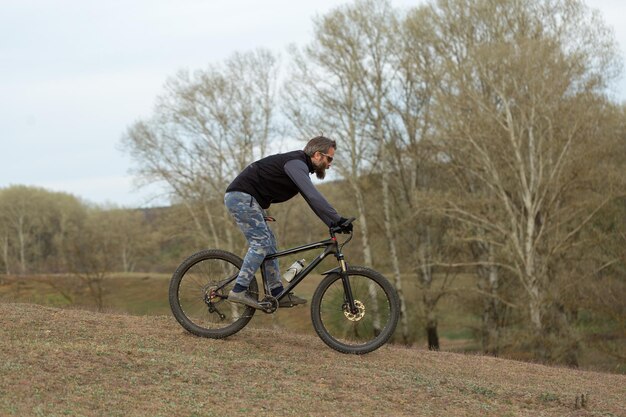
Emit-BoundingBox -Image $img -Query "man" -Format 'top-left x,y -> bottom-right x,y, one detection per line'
224,136 -> 352,309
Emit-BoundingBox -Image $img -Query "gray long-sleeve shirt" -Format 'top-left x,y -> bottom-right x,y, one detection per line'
284,159 -> 341,227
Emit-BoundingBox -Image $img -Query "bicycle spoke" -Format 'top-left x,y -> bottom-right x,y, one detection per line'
312,267 -> 399,354
169,250 -> 258,338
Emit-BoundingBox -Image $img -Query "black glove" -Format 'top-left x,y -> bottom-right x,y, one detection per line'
334,217 -> 354,234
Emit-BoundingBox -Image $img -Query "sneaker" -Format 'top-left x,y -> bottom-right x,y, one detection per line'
278,292 -> 307,308
228,290 -> 261,309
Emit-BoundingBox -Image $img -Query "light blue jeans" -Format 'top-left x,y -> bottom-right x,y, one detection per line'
224,191 -> 281,290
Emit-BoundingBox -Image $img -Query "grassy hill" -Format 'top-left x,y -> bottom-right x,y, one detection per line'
1,302 -> 624,417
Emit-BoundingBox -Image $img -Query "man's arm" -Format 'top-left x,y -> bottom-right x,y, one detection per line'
284,159 -> 341,227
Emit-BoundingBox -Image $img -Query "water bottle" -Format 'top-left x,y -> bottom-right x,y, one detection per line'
282,259 -> 305,282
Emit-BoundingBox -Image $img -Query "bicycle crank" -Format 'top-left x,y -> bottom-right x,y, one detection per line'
343,300 -> 365,321
259,296 -> 279,314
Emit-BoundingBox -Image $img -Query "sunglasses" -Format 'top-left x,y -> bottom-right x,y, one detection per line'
320,152 -> 334,163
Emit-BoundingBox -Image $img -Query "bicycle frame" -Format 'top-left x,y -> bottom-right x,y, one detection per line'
221,230 -> 358,314
261,238 -> 335,295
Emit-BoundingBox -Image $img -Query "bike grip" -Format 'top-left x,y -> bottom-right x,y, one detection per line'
342,217 -> 356,226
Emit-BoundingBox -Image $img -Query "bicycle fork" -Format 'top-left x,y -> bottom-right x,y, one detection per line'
336,252 -> 359,315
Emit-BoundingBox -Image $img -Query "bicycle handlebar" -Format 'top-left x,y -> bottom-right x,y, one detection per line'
329,217 -> 356,234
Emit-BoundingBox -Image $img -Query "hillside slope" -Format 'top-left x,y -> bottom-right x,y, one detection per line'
1,302 -> 624,417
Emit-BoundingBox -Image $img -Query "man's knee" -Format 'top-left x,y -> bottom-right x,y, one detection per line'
248,243 -> 274,257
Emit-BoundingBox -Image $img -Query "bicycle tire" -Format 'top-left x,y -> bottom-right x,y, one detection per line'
311,266 -> 399,354
169,249 -> 258,339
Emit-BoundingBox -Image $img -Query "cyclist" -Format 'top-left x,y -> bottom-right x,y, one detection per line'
224,136 -> 353,309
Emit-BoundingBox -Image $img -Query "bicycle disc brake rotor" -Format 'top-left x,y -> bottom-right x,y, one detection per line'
343,300 -> 365,321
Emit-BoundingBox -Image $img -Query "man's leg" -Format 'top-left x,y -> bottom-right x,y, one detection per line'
225,191 -> 306,307
262,214 -> 307,307
224,192 -> 278,306
263,223 -> 282,292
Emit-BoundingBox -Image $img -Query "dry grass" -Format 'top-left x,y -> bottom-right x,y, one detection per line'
1,302 -> 624,417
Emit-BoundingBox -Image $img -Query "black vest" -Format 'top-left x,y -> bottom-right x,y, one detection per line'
226,150 -> 314,209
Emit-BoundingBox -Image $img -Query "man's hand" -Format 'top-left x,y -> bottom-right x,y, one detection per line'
334,217 -> 354,234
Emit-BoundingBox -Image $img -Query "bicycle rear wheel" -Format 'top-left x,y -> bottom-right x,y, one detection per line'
169,249 -> 258,339
311,266 -> 399,354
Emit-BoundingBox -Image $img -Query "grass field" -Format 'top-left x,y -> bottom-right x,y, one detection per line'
0,271 -> 478,347
1,272 -> 623,374
1,302 -> 624,416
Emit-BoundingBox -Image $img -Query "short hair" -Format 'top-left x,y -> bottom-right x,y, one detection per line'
303,136 -> 337,157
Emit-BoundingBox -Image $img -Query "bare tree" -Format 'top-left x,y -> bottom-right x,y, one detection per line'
0,187 -> 35,274
423,0 -> 622,360
62,208 -> 120,311
92,208 -> 155,273
0,186 -> 82,275
385,5 -> 450,348
0,216 -> 11,277
284,0 -> 412,338
0,235 -> 8,280
282,1 -> 378,269
122,48 -> 280,250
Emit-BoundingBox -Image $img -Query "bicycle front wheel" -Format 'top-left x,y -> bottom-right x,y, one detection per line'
311,266 -> 399,354
169,249 -> 258,339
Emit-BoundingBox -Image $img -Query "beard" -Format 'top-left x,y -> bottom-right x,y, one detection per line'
314,164 -> 327,179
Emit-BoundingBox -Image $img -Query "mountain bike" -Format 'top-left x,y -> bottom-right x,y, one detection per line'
168,218 -> 400,354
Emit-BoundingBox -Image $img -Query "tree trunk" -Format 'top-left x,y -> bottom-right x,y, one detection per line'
477,243 -> 501,356
425,301 -> 440,350
418,224 -> 439,350
550,302 -> 580,367
121,246 -> 129,273
347,172 -> 380,334
351,181 -> 373,266
2,234 -> 9,276
527,280 -> 549,359
203,203 -> 220,248
381,146 -> 410,344
484,274 -> 501,356
82,274 -> 106,312
17,215 -> 26,275
183,200 -> 211,247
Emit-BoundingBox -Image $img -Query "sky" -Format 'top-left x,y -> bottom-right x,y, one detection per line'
2,0 -> 625,208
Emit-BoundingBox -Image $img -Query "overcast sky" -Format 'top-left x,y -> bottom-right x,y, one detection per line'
2,0 -> 625,208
